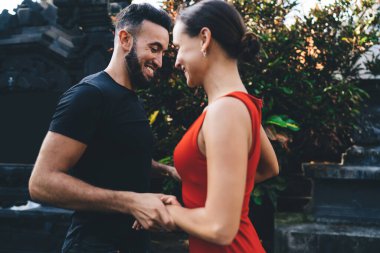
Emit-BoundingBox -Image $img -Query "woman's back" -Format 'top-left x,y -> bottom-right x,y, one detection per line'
174,91 -> 266,253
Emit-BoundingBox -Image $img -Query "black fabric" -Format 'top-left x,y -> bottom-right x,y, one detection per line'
50,71 -> 153,251
62,223 -> 151,253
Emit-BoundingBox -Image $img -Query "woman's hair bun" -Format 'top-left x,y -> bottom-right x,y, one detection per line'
238,31 -> 260,62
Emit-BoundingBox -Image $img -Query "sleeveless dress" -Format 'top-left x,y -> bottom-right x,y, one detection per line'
174,91 -> 266,253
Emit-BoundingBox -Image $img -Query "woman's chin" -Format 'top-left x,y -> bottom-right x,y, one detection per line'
185,76 -> 201,89
185,78 -> 191,87
186,80 -> 196,88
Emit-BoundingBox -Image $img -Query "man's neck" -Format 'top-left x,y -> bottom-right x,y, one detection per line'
105,58 -> 133,90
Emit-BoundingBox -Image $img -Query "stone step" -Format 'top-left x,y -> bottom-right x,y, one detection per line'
0,163 -> 33,208
0,204 -> 188,253
303,162 -> 380,223
275,223 -> 380,253
303,163 -> 380,180
0,164 -> 33,186
342,145 -> 380,166
0,187 -> 29,208
0,205 -> 72,253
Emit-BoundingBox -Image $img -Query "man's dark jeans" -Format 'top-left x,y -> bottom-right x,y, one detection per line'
62,224 -> 150,253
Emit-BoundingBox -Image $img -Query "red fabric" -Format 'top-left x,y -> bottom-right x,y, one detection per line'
174,91 -> 266,253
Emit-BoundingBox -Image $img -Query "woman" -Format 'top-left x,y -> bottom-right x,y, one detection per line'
136,0 -> 279,252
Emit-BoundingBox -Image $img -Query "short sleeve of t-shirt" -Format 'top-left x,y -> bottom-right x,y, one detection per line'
49,83 -> 104,144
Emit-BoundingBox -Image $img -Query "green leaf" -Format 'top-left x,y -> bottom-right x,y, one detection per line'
253,196 -> 263,205
158,156 -> 172,165
268,57 -> 283,67
314,95 -> 322,103
265,115 -> 300,131
304,80 -> 314,88
266,115 -> 287,128
359,36 -> 368,45
280,87 -> 294,95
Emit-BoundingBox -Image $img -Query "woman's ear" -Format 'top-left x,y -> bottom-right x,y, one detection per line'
199,27 -> 211,53
118,30 -> 134,53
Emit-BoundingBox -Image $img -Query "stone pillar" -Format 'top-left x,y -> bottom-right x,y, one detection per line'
0,0 -> 114,163
0,1 -> 114,252
275,79 -> 380,253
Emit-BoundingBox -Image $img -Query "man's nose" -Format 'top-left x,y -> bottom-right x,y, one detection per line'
154,54 -> 163,68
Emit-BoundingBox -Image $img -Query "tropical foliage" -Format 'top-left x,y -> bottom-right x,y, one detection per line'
139,0 -> 379,204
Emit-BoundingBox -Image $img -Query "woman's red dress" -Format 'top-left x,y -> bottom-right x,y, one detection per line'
174,91 -> 266,253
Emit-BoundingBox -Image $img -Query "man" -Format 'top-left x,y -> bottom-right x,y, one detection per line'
29,4 -> 178,253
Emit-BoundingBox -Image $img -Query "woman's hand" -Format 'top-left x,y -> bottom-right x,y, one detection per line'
160,195 -> 182,206
132,195 -> 181,231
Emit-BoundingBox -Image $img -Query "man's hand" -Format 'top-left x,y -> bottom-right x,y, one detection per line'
132,194 -> 181,231
129,193 -> 176,231
151,160 -> 181,181
163,165 -> 182,182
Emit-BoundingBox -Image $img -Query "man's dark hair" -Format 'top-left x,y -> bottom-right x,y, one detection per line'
114,3 -> 172,36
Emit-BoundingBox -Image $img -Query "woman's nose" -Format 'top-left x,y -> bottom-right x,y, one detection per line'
174,57 -> 181,69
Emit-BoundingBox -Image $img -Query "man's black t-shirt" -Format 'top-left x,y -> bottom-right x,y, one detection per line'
49,71 -> 153,250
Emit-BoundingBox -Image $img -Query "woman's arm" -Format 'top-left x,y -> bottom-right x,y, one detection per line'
166,98 -> 252,245
255,126 -> 279,183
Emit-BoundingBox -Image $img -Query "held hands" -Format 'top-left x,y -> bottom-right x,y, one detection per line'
132,194 -> 181,231
129,193 -> 176,231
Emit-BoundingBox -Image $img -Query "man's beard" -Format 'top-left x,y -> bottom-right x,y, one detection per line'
125,46 -> 155,90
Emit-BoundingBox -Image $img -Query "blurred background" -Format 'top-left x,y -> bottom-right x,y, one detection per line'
0,0 -> 379,252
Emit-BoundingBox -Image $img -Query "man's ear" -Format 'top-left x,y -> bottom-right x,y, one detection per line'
199,27 -> 211,53
118,30 -> 134,53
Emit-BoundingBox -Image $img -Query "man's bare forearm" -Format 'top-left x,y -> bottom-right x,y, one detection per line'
29,169 -> 136,214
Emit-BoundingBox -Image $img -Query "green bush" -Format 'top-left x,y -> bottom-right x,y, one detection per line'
139,0 -> 379,204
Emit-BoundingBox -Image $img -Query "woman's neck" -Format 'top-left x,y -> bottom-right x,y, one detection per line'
203,60 -> 247,104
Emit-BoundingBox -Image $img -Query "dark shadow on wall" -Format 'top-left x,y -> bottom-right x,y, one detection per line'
0,92 -> 61,163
